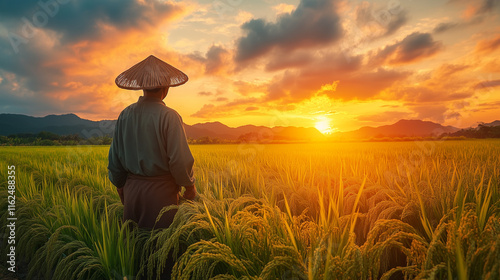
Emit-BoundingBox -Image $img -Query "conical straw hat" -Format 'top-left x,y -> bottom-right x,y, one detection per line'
115,55 -> 188,90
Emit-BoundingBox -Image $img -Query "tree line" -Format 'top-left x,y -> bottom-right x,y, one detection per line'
1,125 -> 499,146
0,131 -> 112,146
442,124 -> 500,139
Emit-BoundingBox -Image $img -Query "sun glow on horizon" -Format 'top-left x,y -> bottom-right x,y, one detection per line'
315,117 -> 334,134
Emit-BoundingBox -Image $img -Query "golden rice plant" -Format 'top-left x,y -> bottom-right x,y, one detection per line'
0,139 -> 498,279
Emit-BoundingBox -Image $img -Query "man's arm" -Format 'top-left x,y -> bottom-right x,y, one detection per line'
165,111 -> 196,188
183,185 -> 197,200
108,117 -> 128,192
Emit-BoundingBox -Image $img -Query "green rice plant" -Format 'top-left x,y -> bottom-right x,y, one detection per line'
0,140 -> 499,280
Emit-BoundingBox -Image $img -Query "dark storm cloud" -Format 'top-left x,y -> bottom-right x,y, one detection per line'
0,69 -> 67,116
0,0 -> 183,117
0,38 -> 63,92
0,0 -> 180,44
371,32 -> 442,65
0,0 -> 181,91
235,0 -> 343,62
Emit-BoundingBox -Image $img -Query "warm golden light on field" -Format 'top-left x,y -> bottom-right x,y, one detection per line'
315,117 -> 333,134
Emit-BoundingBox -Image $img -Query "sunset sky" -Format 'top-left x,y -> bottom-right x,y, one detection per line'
0,0 -> 499,132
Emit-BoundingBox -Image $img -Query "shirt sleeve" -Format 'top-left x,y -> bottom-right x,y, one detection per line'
108,115 -> 128,188
165,111 -> 195,186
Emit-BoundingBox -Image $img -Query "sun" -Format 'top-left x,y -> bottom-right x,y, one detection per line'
315,117 -> 332,134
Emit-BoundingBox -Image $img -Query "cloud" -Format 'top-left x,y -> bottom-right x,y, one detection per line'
357,111 -> 412,123
235,0 -> 343,62
433,18 -> 479,33
386,63 -> 475,104
445,111 -> 462,120
191,97 -> 261,118
371,32 -> 442,65
265,51 -> 407,103
198,91 -> 213,96
205,45 -> 232,74
408,104 -> 448,123
475,34 -> 500,53
355,1 -> 408,38
432,63 -> 471,78
191,104 -> 215,118
0,6 -> 198,120
213,97 -> 229,102
0,0 -> 184,45
472,0 -> 500,16
474,79 -> 500,89
245,106 -> 259,111
233,80 -> 268,96
477,100 -> 500,111
381,63 -> 480,124
272,3 -> 296,15
482,59 -> 500,72
433,21 -> 459,33
264,50 -> 313,71
189,45 -> 233,75
265,52 -> 361,101
449,0 -> 499,19
396,87 -> 472,103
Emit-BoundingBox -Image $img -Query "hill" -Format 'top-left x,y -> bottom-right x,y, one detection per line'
3,113 -> 498,143
0,114 -> 325,142
0,113 -> 115,137
332,119 -> 460,140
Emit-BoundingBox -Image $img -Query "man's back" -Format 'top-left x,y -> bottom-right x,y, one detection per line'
108,95 -> 195,189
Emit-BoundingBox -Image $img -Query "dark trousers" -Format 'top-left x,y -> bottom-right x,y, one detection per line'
123,173 -> 180,230
122,173 -> 180,279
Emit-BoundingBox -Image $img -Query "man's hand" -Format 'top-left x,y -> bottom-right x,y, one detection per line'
183,185 -> 197,200
117,187 -> 124,205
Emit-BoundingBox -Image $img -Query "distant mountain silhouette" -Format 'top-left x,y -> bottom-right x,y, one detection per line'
444,120 -> 500,138
5,114 -> 497,141
0,113 -> 115,137
0,113 -> 325,141
185,121 -> 325,141
333,119 -> 460,140
480,120 -> 500,127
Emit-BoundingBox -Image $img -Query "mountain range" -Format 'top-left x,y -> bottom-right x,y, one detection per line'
333,119 -> 461,140
0,113 -> 325,142
0,113 -> 498,141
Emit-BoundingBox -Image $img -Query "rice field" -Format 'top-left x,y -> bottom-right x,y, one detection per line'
1,140 -> 499,280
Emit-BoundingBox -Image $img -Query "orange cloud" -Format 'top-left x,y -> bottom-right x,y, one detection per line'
462,4 -> 479,20
272,3 -> 296,15
475,34 -> 500,54
370,32 -> 443,65
0,2 -> 200,121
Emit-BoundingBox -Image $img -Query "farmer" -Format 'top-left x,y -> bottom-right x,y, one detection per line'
108,55 -> 196,230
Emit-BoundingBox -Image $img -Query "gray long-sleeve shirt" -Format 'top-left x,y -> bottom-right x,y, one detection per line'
108,96 -> 195,188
